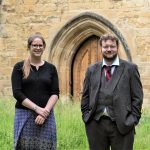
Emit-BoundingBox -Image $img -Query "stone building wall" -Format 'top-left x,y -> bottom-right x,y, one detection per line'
0,0 -> 149,106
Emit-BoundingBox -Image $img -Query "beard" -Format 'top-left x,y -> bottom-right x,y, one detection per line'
103,53 -> 117,63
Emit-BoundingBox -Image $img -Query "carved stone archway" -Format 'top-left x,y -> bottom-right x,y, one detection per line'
49,12 -> 132,99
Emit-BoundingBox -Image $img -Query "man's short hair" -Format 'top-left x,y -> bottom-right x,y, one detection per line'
99,33 -> 119,48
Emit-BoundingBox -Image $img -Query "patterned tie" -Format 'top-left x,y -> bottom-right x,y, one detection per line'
104,65 -> 112,81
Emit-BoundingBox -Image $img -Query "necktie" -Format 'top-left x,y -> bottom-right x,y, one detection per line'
104,66 -> 112,81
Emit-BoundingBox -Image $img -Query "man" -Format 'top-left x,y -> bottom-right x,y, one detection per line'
81,33 -> 143,150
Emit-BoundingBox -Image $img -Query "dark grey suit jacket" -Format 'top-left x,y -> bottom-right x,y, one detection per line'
81,59 -> 143,134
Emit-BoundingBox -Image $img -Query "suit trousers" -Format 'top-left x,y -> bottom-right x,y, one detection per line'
85,117 -> 134,150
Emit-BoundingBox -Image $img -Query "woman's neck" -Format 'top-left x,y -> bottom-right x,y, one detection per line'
30,57 -> 44,67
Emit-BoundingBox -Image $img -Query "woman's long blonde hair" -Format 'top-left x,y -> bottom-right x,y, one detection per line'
22,34 -> 46,79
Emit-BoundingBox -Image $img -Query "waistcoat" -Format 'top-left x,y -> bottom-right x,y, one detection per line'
94,68 -> 115,121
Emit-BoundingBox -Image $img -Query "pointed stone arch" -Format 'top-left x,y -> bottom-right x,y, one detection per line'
48,12 -> 132,98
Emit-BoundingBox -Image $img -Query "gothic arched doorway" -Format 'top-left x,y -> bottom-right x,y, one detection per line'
49,12 -> 131,100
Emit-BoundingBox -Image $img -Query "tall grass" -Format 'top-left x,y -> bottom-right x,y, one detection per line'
55,100 -> 88,150
0,97 -> 14,150
0,97 -> 150,150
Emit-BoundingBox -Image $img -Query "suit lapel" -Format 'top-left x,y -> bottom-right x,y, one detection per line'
90,62 -> 102,108
108,59 -> 125,92
91,62 -> 102,89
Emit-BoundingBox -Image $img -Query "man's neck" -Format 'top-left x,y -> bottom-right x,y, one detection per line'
103,59 -> 114,66
102,56 -> 119,66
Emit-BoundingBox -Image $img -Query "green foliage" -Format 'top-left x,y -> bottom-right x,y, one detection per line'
134,109 -> 150,150
0,97 -> 15,150
55,100 -> 88,150
0,98 -> 150,150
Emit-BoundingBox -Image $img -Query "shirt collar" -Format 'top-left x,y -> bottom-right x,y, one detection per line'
102,56 -> 120,67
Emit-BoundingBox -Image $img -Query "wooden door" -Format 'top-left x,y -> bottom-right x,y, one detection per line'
72,35 -> 102,100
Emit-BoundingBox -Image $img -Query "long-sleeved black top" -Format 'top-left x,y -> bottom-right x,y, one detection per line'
11,61 -> 59,109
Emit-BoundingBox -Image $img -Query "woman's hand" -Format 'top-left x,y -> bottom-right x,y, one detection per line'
35,115 -> 46,125
35,106 -> 50,119
21,99 -> 50,118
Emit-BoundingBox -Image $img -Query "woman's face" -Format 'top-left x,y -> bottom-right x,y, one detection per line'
29,38 -> 45,58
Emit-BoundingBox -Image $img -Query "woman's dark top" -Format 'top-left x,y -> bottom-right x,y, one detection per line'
11,61 -> 59,109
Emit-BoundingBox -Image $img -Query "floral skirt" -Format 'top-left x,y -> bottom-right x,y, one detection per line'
14,108 -> 56,150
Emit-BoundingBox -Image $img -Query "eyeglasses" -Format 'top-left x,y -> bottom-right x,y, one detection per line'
102,45 -> 117,49
31,44 -> 44,49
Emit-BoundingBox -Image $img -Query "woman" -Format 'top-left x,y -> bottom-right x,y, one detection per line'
11,33 -> 59,150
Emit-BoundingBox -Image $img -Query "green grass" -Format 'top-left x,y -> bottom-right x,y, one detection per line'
0,97 -> 14,150
55,100 -> 88,150
0,97 -> 150,150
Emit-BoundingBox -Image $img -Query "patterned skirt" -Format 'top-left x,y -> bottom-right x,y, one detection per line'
14,108 -> 56,150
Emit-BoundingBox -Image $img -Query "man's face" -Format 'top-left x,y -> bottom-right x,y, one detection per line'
101,39 -> 118,62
